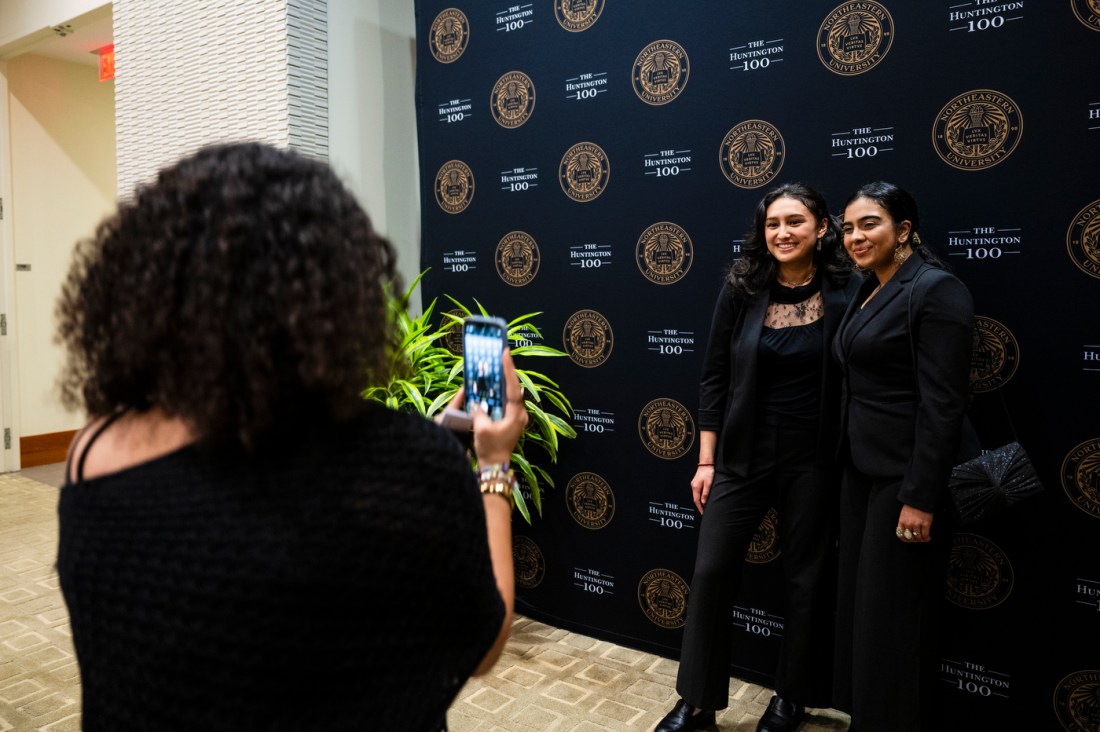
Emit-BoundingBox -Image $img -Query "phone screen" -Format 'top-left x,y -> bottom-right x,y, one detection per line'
464,316 -> 507,421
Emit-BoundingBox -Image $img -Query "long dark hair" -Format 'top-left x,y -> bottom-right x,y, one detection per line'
728,181 -> 853,298
843,181 -> 945,268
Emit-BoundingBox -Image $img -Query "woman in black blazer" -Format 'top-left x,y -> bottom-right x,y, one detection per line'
656,183 -> 859,732
832,181 -> 979,731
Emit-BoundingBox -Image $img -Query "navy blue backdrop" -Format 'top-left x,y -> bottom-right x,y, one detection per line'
412,2 -> 1100,728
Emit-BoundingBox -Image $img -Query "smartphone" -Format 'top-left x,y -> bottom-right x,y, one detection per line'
462,315 -> 508,421
439,315 -> 508,432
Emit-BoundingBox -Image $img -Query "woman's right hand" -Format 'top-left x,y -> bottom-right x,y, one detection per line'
691,465 -> 714,514
445,348 -> 528,466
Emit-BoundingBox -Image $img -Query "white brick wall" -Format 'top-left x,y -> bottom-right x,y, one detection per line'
114,0 -> 327,197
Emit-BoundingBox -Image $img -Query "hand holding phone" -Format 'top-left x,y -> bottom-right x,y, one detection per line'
462,315 -> 508,421
439,346 -> 529,470
440,315 -> 508,432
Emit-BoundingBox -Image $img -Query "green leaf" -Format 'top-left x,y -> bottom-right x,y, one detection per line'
364,269 -> 577,524
510,345 -> 567,358
512,487 -> 531,523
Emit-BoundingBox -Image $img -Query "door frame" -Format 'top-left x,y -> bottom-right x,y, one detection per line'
0,62 -> 23,473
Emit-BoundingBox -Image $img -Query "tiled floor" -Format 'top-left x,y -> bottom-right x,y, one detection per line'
16,463 -> 66,489
0,469 -> 81,730
2,465 -> 850,731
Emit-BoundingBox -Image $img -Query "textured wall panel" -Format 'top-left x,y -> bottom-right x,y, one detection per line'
287,0 -> 328,160
115,0 -> 328,196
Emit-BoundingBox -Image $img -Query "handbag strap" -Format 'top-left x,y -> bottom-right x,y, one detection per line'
904,264 -> 932,405
906,266 -> 1018,442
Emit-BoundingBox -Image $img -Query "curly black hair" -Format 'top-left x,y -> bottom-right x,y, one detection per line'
56,142 -> 398,448
727,181 -> 855,298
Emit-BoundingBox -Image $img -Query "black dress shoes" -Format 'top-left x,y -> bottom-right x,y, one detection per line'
755,694 -> 804,732
655,698 -> 716,731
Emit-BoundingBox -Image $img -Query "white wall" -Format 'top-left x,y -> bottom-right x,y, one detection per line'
7,53 -> 116,435
327,0 -> 421,306
0,0 -> 421,442
0,0 -> 106,51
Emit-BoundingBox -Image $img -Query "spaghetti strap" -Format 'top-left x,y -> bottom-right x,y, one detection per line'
70,411 -> 127,485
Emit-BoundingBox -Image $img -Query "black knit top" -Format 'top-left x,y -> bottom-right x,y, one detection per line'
57,405 -> 504,731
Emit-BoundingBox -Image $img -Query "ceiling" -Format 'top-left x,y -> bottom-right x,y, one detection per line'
21,7 -> 114,68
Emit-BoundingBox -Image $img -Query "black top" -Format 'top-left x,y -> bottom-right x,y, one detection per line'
759,321 -> 824,425
57,405 -> 503,731
697,271 -> 861,476
758,276 -> 824,425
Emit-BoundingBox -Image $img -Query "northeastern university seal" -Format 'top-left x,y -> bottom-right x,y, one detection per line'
429,8 -> 469,64
746,508 -> 781,564
969,316 -> 1019,393
638,398 -> 695,460
632,40 -> 690,106
495,231 -> 540,286
565,472 -> 616,530
817,1 -> 894,76
1061,438 -> 1100,520
637,568 -> 689,628
945,533 -> 1013,610
1067,199 -> 1100,280
441,308 -> 465,355
636,222 -> 693,285
513,536 -> 546,589
933,89 -> 1023,171
490,70 -> 535,129
559,142 -> 610,202
719,120 -> 785,189
1071,0 -> 1100,32
563,309 -> 613,367
555,0 -> 604,32
1054,669 -> 1100,731
434,160 -> 475,214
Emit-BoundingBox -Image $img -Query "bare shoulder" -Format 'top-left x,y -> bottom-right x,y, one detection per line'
66,410 -> 197,483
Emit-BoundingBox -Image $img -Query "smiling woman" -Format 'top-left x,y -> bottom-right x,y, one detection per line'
832,181 -> 980,732
655,182 -> 860,732
764,196 -> 827,287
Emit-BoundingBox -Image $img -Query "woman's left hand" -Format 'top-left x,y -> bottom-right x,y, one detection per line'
896,504 -> 933,543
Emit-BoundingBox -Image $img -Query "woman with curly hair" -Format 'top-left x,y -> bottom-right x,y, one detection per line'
54,141 -> 527,731
656,182 -> 859,732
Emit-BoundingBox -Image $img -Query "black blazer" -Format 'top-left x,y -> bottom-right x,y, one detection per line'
698,271 -> 861,477
833,253 -> 980,512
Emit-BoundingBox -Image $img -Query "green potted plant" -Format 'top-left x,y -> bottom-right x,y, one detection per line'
363,270 -> 576,523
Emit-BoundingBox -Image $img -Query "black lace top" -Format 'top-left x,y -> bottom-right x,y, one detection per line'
758,274 -> 825,425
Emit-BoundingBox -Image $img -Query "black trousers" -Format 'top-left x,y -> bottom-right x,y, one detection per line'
675,421 -> 836,711
832,462 -> 953,732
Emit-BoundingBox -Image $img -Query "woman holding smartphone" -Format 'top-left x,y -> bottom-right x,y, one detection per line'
55,142 -> 527,732
656,183 -> 858,732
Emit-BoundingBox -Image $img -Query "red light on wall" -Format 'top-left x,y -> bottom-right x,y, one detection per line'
98,45 -> 115,82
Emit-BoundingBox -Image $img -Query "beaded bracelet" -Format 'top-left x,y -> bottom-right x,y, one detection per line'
478,463 -> 517,506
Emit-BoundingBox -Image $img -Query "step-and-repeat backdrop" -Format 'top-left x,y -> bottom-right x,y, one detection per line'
412,2 -> 1098,727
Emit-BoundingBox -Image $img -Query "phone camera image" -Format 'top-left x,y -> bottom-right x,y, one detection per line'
464,317 -> 507,421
